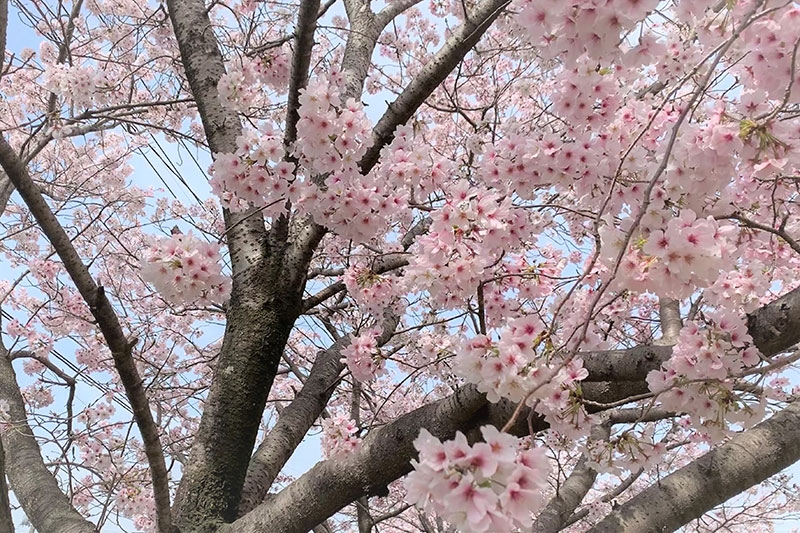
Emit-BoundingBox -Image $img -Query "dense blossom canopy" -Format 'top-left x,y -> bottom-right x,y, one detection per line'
2,0 -> 800,531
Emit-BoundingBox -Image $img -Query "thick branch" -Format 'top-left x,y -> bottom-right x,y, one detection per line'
232,285 -> 800,530
284,0 -> 386,282
227,378 -> 653,533
236,335 -> 350,516
657,297 -> 681,345
531,424 -> 610,533
284,0 -> 320,150
359,0 -> 510,173
0,341 -> 95,533
746,285 -> 800,356
290,0 -> 432,313
581,345 -> 672,382
339,4 -> 380,100
589,401 -> 800,533
581,286 -> 800,383
238,314 -> 400,515
0,137 -> 171,532
223,386 -> 488,533
167,0 -> 331,528
0,438 -> 12,533
165,0 -> 265,277
375,0 -> 424,27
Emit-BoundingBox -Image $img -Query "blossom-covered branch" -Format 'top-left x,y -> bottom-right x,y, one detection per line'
0,138 -> 172,532
231,285 -> 800,530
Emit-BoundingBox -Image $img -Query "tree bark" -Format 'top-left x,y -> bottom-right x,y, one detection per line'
166,0 -> 325,528
0,439 -> 13,533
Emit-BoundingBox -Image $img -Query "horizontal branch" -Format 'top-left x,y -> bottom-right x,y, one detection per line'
232,284 -> 800,530
582,284 -> 800,382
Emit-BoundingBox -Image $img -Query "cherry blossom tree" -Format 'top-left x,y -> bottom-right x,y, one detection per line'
3,0 -> 800,531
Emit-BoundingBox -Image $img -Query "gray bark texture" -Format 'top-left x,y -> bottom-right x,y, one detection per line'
165,0 -> 325,528
0,438 -> 13,533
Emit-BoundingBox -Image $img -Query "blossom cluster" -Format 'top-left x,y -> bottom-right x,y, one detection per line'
21,384 -> 54,408
289,77 -> 410,242
663,120 -> 743,213
116,484 -> 156,532
211,74 -> 412,243
453,315 -> 588,406
736,8 -> 800,100
217,49 -> 292,111
376,124 -> 451,195
6,318 -> 53,355
209,126 -> 296,215
706,261 -> 773,313
296,170 -> 406,244
341,328 -> 385,382
550,57 -> 621,130
342,265 -> 400,316
293,75 -> 372,175
406,183 -> 530,306
140,232 -> 230,306
601,209 -> 735,299
405,426 -> 549,532
45,63 -> 114,108
516,0 -> 660,63
321,414 -> 362,458
79,435 -> 115,471
647,311 -> 765,436
77,402 -> 116,426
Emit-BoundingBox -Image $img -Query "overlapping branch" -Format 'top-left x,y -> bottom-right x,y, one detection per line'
283,0 -> 320,151
238,313 -> 400,515
223,385 -> 489,533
